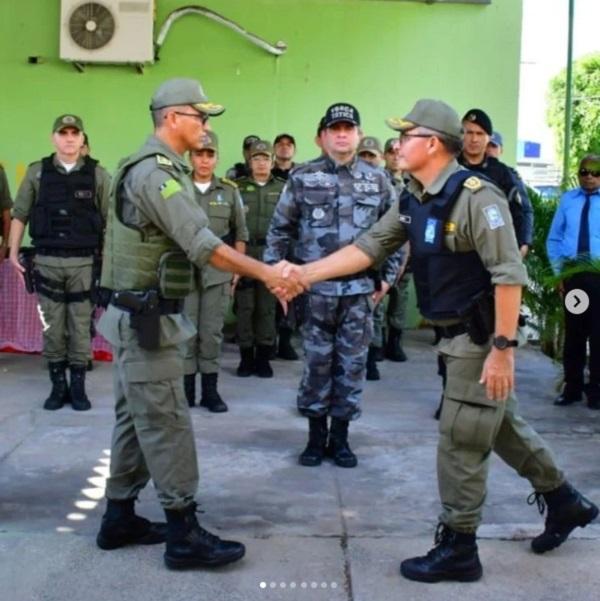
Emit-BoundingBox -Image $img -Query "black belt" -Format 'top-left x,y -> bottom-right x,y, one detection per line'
109,292 -> 183,315
436,322 -> 468,339
35,247 -> 97,257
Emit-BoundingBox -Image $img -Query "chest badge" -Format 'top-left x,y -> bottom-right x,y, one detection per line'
424,218 -> 437,244
312,207 -> 326,220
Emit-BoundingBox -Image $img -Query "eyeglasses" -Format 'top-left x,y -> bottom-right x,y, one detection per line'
579,168 -> 600,177
173,111 -> 209,125
398,133 -> 433,144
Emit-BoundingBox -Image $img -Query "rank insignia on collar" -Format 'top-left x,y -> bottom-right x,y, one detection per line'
156,155 -> 173,167
463,176 -> 483,191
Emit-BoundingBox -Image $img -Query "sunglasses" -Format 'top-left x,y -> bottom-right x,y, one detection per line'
173,111 -> 209,125
579,168 -> 600,177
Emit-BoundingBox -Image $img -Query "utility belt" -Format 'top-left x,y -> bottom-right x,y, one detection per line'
109,289 -> 183,351
436,322 -> 469,339
34,247 -> 97,257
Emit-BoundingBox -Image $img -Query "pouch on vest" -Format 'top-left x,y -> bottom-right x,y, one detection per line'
157,250 -> 195,299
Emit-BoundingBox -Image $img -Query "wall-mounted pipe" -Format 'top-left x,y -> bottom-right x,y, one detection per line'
154,5 -> 288,60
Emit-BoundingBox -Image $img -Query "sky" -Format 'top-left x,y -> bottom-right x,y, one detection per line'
518,0 -> 600,163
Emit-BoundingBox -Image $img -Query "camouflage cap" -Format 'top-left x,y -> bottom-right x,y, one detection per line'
489,131 -> 503,147
150,78 -> 225,116
384,137 -> 398,153
462,108 -> 493,135
53,114 -> 84,133
243,134 -> 260,149
386,99 -> 462,140
197,130 -> 219,152
249,140 -> 273,158
357,136 -> 383,156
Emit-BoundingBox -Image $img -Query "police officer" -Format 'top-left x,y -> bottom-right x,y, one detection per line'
235,140 -> 285,378
9,115 -> 110,411
265,104 -> 402,468
183,130 -> 249,412
94,78 -> 303,570
225,134 -> 260,180
0,164 -> 12,263
284,99 -> 598,582
271,133 -> 297,180
459,108 -> 533,257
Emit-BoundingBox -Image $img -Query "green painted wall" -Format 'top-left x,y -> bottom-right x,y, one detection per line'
1,0 -> 522,187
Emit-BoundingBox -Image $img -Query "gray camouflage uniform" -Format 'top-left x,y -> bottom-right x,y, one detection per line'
265,155 -> 402,420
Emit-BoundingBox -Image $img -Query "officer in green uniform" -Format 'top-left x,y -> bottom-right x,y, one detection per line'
282,99 -> 598,584
183,130 -> 249,412
94,78 -> 302,570
9,115 -> 111,411
235,140 -> 285,378
0,164 -> 12,262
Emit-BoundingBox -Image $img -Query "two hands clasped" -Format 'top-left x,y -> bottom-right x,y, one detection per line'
264,261 -> 309,304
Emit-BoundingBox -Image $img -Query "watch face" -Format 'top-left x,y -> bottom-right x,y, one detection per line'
494,336 -> 508,349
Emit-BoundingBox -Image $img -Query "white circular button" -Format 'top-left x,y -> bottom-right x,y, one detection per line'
565,289 -> 590,315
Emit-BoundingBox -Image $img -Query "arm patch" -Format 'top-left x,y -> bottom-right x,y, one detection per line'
159,178 -> 182,200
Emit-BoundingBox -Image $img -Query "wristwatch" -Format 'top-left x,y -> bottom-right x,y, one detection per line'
492,335 -> 518,350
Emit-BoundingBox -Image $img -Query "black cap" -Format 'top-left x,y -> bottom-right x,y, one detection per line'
316,116 -> 326,136
323,103 -> 360,128
243,135 -> 260,149
273,133 -> 296,146
462,108 -> 493,136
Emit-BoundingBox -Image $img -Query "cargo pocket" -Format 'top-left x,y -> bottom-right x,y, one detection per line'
352,196 -> 380,229
440,398 -> 500,452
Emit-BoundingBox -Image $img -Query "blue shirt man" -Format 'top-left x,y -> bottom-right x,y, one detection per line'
546,154 -> 600,408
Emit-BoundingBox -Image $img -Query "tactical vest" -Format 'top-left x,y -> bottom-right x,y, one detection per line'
100,150 -> 194,298
30,155 -> 101,252
399,171 -> 492,321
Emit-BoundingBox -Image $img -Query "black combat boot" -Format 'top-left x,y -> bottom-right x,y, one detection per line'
385,327 -> 407,362
96,498 -> 167,550
326,418 -> 357,468
529,482 -> 599,554
299,416 -> 328,467
366,346 -> 381,381
254,345 -> 274,378
69,364 -> 92,411
277,327 -> 299,360
199,373 -> 228,413
400,523 -> 482,583
554,384 -> 583,406
164,503 -> 245,569
184,374 -> 196,407
43,361 -> 70,411
236,347 -> 255,377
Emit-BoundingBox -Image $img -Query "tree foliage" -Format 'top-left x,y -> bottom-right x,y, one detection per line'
547,52 -> 600,176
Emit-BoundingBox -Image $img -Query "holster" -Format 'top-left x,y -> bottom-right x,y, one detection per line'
89,253 -> 103,305
18,247 -> 36,294
112,289 -> 161,351
461,290 -> 495,345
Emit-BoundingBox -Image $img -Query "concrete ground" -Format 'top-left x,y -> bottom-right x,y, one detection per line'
1,329 -> 599,601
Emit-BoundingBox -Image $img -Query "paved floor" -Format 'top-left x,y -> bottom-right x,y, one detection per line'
1,330 -> 599,601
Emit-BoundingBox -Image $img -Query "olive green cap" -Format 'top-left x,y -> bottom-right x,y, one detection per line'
249,140 -> 273,158
197,130 -> 219,152
150,78 -> 225,116
357,136 -> 383,156
53,114 -> 84,133
384,138 -> 398,153
386,99 -> 462,140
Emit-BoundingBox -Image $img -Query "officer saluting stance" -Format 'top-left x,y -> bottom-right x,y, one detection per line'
281,99 -> 598,583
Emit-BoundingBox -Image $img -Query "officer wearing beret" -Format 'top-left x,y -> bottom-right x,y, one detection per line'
94,78 -> 303,570
9,115 -> 111,410
459,108 -> 533,257
283,99 -> 598,583
183,131 -> 249,412
265,104 -> 402,468
0,164 -> 12,263
234,140 -> 285,378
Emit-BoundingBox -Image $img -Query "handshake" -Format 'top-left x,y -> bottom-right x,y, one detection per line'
263,261 -> 310,303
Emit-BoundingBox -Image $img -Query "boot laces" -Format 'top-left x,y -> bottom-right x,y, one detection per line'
527,492 -> 546,515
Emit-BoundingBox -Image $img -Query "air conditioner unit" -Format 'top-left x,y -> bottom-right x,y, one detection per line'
59,1 -> 155,64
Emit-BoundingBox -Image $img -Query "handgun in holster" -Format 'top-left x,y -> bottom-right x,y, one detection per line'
461,290 -> 495,346
113,289 -> 161,351
18,247 -> 36,294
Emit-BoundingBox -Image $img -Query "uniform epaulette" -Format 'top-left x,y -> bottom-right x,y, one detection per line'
220,177 -> 238,188
463,176 -> 483,192
156,154 -> 173,167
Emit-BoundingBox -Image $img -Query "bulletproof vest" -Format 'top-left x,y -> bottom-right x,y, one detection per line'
30,155 -> 101,251
100,149 -> 194,297
399,171 -> 492,321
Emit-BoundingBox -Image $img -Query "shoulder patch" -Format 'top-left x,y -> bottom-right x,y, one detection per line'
156,155 -> 173,167
463,176 -> 483,192
220,177 -> 238,188
482,204 -> 505,230
159,178 -> 182,200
